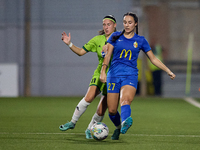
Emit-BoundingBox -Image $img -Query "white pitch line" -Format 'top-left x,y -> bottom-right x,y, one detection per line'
128,134 -> 200,138
0,132 -> 200,138
184,97 -> 200,108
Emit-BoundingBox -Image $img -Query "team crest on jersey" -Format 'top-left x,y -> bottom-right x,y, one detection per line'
133,41 -> 138,48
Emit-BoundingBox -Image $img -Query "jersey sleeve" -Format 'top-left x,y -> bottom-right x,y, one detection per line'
82,36 -> 98,53
141,37 -> 151,53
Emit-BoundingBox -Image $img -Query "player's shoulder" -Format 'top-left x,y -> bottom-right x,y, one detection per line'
108,31 -> 122,41
89,35 -> 105,43
134,34 -> 148,43
93,34 -> 106,39
134,34 -> 145,39
112,31 -> 121,36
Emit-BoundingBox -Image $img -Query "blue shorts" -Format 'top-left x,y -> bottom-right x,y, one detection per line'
107,75 -> 138,93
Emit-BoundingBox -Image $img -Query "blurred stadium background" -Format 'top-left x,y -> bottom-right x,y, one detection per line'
0,0 -> 199,97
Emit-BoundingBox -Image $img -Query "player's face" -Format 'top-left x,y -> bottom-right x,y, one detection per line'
123,15 -> 137,34
103,19 -> 116,37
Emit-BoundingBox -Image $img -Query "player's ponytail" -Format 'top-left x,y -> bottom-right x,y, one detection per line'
112,30 -> 125,42
136,24 -> 138,35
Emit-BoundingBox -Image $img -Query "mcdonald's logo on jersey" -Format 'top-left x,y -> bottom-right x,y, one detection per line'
133,41 -> 138,48
119,49 -> 132,60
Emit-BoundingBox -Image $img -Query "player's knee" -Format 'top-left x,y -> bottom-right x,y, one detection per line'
96,111 -> 104,116
84,96 -> 94,103
108,108 -> 117,115
96,109 -> 104,116
120,97 -> 132,106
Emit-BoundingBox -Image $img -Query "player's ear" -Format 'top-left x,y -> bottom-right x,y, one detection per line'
135,22 -> 137,27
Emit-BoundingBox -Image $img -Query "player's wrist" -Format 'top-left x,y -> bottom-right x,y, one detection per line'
68,42 -> 73,48
167,71 -> 173,76
102,64 -> 108,68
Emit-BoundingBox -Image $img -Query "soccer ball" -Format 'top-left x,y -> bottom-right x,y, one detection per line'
90,122 -> 109,141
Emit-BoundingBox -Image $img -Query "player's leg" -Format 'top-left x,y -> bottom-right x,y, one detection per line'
59,85 -> 100,131
85,81 -> 108,139
72,85 -> 99,122
85,94 -> 107,139
120,85 -> 136,134
86,95 -> 107,129
106,77 -> 121,140
120,75 -> 137,134
107,92 -> 121,140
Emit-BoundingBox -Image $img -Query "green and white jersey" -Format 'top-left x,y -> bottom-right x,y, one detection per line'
83,34 -> 109,76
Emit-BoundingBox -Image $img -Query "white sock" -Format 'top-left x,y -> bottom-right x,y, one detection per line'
87,112 -> 104,130
71,98 -> 90,124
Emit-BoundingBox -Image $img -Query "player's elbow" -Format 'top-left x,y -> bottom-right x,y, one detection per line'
76,51 -> 86,56
77,53 -> 84,56
77,49 -> 87,56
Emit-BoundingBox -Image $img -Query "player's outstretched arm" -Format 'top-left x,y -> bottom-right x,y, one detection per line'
146,50 -> 176,80
61,31 -> 87,56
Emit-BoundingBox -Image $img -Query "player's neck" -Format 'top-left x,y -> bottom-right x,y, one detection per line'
106,32 -> 113,40
124,31 -> 135,39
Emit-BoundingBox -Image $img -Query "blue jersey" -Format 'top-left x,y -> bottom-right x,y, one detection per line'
107,31 -> 151,77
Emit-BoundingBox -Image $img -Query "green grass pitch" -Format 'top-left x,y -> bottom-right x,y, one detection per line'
0,97 -> 200,150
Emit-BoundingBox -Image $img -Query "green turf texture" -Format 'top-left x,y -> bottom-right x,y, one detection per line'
0,97 -> 200,150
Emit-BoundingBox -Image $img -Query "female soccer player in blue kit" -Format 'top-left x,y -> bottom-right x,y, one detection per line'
100,12 -> 176,140
59,15 -> 117,139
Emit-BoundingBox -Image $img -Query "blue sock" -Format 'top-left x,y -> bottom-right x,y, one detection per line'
109,111 -> 121,127
121,105 -> 131,122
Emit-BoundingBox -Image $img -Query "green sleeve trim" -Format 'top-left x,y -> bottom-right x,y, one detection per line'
82,46 -> 89,52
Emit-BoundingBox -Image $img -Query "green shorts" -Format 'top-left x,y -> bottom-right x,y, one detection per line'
89,75 -> 107,96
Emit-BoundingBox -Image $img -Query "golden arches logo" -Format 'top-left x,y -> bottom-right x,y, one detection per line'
119,49 -> 132,60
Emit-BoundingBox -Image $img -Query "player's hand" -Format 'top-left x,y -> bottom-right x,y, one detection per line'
102,45 -> 108,53
61,31 -> 71,45
100,72 -> 107,83
168,72 -> 176,80
101,45 -> 108,58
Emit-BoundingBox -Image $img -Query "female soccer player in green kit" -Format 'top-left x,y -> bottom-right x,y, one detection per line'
59,15 -> 117,139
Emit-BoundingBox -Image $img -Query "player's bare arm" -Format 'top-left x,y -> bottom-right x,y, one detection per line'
61,31 -> 87,56
146,50 -> 176,80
